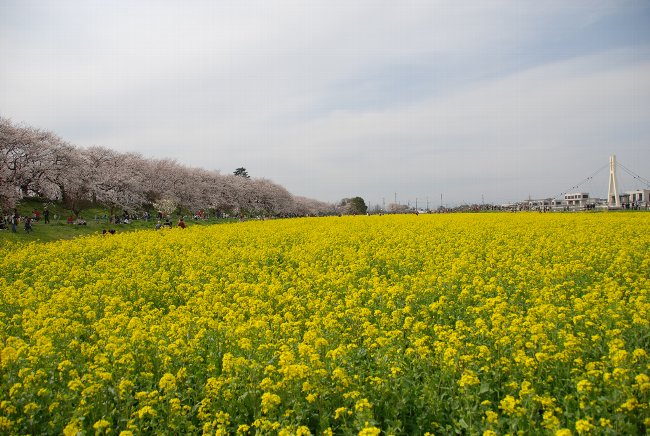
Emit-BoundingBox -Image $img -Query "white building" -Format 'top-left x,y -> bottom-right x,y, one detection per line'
564,192 -> 590,207
526,198 -> 553,210
621,189 -> 650,209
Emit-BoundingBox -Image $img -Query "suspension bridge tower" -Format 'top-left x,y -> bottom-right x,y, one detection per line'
608,154 -> 620,208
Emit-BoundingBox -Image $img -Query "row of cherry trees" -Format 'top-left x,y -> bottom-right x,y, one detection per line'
1,118 -> 335,217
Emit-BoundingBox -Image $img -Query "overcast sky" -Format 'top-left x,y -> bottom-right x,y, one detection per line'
1,1 -> 649,206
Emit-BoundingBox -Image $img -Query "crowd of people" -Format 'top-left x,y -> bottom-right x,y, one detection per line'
154,217 -> 186,230
1,208 -> 50,233
4,206 -> 260,236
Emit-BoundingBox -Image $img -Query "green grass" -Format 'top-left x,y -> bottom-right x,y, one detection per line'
1,198 -> 236,244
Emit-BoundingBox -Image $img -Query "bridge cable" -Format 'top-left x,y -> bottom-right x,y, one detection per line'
617,161 -> 650,188
552,163 -> 609,200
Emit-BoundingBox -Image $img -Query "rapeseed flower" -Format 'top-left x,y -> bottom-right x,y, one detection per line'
0,213 -> 647,434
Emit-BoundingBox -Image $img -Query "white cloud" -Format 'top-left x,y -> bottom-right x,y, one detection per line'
267,49 -> 650,202
1,0 -> 649,204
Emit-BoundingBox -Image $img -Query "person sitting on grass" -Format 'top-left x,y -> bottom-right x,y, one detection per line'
24,217 -> 33,233
177,217 -> 186,229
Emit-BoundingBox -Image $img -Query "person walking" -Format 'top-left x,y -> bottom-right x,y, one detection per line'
24,217 -> 32,233
11,211 -> 18,233
44,207 -> 50,224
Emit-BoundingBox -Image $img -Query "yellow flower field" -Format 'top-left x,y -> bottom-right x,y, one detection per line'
1,213 -> 649,435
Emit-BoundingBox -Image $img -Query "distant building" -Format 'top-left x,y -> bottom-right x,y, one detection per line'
551,199 -> 564,208
620,189 -> 650,209
527,198 -> 553,210
564,192 -> 590,207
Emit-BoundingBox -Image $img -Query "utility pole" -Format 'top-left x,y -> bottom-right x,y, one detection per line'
415,198 -> 418,210
440,193 -> 443,208
395,192 -> 397,205
426,196 -> 429,211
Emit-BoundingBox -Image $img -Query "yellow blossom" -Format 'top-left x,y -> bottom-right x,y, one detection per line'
261,392 -> 281,414
575,418 -> 594,434
358,423 -> 381,436
485,410 -> 498,424
458,370 -> 480,388
158,372 -> 177,392
499,395 -> 517,415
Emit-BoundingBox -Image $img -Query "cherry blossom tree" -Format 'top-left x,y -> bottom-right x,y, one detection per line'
292,196 -> 337,216
0,118 -> 20,209
0,118 -> 71,209
250,178 -> 294,217
1,118 -> 336,217
152,198 -> 177,217
85,147 -> 147,217
50,147 -> 94,217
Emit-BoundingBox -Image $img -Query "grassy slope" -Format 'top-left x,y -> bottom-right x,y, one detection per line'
0,199 -> 235,244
